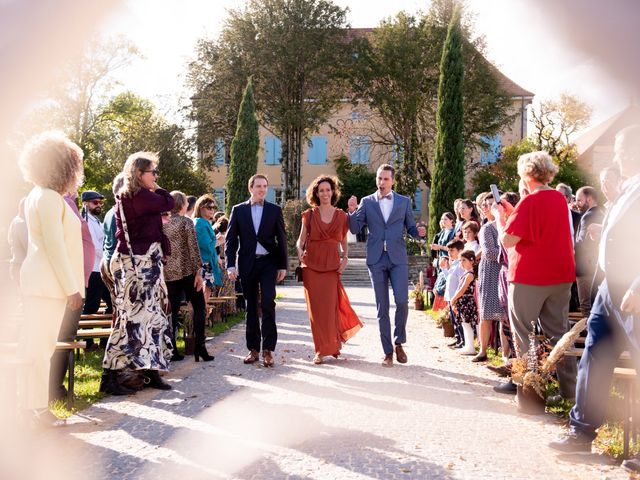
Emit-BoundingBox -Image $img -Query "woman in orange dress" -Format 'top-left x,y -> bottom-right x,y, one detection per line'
296,175 -> 363,364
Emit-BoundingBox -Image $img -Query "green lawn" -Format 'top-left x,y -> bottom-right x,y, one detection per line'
51,310 -> 246,418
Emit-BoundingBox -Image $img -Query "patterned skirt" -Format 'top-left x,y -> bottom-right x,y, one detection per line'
103,242 -> 173,371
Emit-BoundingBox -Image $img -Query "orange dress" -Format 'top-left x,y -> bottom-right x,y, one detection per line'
301,208 -> 362,356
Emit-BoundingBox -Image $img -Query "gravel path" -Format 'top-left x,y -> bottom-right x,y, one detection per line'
40,285 -> 627,480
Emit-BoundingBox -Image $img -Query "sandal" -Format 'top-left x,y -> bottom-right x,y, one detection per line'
313,354 -> 323,364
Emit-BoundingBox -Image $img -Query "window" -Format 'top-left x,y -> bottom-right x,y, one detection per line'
307,136 -> 328,165
349,135 -> 370,164
266,187 -> 284,205
214,138 -> 225,166
391,143 -> 404,164
480,135 -> 501,165
264,136 -> 282,165
214,188 -> 225,212
413,188 -> 422,213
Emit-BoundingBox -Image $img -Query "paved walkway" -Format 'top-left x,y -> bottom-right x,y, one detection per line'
44,285 -> 626,479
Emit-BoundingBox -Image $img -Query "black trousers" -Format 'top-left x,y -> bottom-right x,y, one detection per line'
166,274 -> 207,347
240,256 -> 278,352
49,303 -> 82,401
83,271 -> 112,348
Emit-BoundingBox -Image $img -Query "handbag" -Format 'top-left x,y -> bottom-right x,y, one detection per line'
296,210 -> 312,282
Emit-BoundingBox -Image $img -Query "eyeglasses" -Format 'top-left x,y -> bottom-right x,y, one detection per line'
202,205 -> 214,210
144,169 -> 159,176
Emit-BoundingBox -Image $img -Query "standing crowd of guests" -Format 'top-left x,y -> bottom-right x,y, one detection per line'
9,132 -> 235,424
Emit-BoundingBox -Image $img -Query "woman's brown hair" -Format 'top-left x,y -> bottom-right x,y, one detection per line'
305,174 -> 341,207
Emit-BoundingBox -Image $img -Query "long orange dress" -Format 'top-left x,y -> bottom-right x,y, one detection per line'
301,208 -> 362,356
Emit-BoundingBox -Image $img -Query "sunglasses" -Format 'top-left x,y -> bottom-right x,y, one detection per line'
143,169 -> 159,176
202,205 -> 215,210
90,200 -> 104,206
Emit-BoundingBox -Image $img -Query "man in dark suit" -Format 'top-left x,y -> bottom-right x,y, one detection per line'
550,125 -> 640,461
573,186 -> 604,317
225,174 -> 288,367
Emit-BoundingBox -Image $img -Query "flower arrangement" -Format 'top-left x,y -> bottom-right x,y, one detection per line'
410,272 -> 425,310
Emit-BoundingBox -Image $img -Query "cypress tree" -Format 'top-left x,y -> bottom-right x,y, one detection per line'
226,76 -> 259,215
428,7 -> 465,242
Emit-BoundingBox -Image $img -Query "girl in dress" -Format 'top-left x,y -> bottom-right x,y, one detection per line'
450,250 -> 479,355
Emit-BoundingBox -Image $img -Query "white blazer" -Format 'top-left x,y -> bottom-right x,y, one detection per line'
20,187 -> 85,299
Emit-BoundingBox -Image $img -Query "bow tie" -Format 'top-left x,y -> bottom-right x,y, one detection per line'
379,193 -> 392,200
251,200 -> 264,207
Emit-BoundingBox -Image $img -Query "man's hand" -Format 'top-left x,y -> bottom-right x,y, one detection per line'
347,195 -> 358,213
276,270 -> 286,283
228,269 -> 238,282
621,289 -> 640,315
67,292 -> 83,311
417,226 -> 426,237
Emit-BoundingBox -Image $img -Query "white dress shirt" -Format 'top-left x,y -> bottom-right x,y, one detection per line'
251,202 -> 269,255
377,191 -> 394,223
87,212 -> 104,272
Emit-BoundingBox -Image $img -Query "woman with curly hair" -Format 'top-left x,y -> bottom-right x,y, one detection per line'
296,175 -> 362,364
102,152 -> 175,393
18,131 -> 85,426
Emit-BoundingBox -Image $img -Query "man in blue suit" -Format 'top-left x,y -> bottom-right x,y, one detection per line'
550,125 -> 640,462
226,174 -> 288,367
347,164 -> 426,366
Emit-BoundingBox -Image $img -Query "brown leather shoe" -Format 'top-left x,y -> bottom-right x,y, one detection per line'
395,344 -> 408,364
243,349 -> 259,364
381,354 -> 393,367
263,349 -> 274,367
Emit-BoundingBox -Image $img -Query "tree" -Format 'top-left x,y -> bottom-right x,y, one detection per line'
428,6 -> 465,241
226,77 -> 260,215
349,0 -> 514,198
85,92 -> 210,202
189,0 -> 350,200
530,93 -> 592,160
333,154 -> 376,211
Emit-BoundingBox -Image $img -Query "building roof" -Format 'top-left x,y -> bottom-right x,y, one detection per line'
575,104 -> 640,156
344,28 -> 534,98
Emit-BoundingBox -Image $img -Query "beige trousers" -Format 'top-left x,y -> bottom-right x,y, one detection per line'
19,296 -> 67,410
508,282 -> 577,399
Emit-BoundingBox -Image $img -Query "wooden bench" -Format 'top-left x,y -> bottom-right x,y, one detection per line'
78,320 -> 112,328
56,341 -> 87,409
81,313 -> 112,320
75,328 -> 112,339
614,367 -> 637,459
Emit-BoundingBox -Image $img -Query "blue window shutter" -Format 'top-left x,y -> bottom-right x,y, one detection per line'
264,136 -> 273,165
358,136 -> 370,164
480,135 -> 501,165
266,187 -> 276,203
413,188 -> 421,212
214,188 -> 225,211
265,136 -> 282,165
214,138 -> 225,166
349,136 -> 369,164
274,137 -> 282,164
308,136 -> 327,165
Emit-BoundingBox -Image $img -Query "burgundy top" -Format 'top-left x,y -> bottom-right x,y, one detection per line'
64,194 -> 94,287
116,187 -> 175,255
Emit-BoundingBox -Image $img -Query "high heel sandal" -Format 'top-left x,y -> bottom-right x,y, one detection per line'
195,345 -> 215,362
313,354 -> 323,364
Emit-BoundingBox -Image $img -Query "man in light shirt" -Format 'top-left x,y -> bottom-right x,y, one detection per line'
550,125 -> 640,467
81,190 -> 112,348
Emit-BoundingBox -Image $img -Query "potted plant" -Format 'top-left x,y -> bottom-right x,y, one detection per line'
435,308 -> 454,337
410,272 -> 425,310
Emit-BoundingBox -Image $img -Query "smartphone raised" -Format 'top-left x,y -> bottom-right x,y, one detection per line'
490,184 -> 501,204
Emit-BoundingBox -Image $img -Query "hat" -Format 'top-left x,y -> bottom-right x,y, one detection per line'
81,190 -> 104,202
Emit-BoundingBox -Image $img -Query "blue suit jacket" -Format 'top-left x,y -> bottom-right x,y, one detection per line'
348,192 -> 419,266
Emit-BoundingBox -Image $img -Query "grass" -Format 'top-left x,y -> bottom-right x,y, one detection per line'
50,310 -> 246,419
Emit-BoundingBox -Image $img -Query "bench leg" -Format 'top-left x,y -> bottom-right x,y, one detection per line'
624,380 -> 631,459
67,349 -> 75,410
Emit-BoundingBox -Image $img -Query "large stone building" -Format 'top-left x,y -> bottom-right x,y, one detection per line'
207,46 -> 533,221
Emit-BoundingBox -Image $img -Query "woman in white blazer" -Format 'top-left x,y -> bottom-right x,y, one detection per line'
18,131 -> 85,426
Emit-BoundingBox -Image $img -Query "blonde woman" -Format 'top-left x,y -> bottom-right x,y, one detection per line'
18,131 -> 85,426
102,152 -> 175,393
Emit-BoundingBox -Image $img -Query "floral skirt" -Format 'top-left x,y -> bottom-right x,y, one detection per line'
103,242 -> 173,371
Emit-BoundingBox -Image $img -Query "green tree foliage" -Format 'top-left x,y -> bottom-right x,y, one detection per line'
226,77 -> 259,215
333,154 -> 376,210
471,139 -> 589,196
282,198 -> 307,254
350,0 -> 514,199
85,92 -> 210,203
428,7 -> 465,241
188,0 -> 350,200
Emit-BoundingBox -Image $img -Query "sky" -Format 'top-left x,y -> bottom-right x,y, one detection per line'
97,0 -> 632,135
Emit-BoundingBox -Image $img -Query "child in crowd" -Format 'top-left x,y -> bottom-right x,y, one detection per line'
450,250 -> 479,355
443,239 -> 465,348
432,256 -> 449,311
461,220 -> 480,253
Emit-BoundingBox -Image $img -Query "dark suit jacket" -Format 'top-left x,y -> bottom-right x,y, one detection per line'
570,209 -> 582,238
601,182 -> 640,309
574,205 -> 604,277
224,200 -> 288,277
